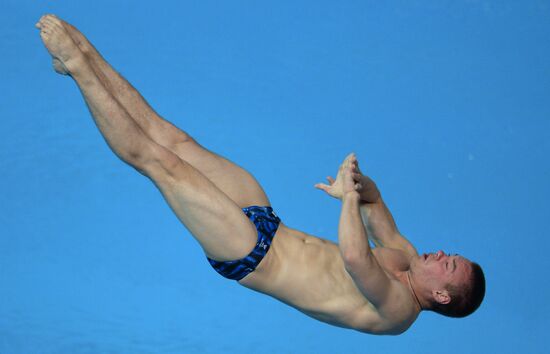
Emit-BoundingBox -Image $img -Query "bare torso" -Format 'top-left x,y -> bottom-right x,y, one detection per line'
239,224 -> 420,334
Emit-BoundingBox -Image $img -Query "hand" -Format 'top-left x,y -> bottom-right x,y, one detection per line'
349,157 -> 380,203
357,177 -> 380,203
315,153 -> 363,200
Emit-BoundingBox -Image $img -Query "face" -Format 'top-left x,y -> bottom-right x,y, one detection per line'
411,250 -> 472,293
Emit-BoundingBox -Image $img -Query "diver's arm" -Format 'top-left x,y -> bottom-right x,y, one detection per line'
356,174 -> 418,257
315,156 -> 418,257
359,196 -> 418,257
339,191 -> 393,309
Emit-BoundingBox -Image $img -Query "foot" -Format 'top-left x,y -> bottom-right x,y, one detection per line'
54,16 -> 97,57
36,14 -> 84,75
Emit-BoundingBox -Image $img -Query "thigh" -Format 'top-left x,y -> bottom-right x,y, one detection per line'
170,138 -> 271,208
146,147 -> 259,261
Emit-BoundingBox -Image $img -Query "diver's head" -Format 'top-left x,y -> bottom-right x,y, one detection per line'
410,250 -> 485,317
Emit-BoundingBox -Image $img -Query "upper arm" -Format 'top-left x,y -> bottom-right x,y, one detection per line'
344,252 -> 397,310
360,198 -> 418,258
350,308 -> 413,335
345,256 -> 416,333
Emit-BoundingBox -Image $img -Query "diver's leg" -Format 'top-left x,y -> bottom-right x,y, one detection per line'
56,16 -> 270,208
36,15 -> 258,261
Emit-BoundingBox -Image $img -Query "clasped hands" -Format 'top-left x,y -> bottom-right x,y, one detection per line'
315,153 -> 362,199
315,153 -> 380,203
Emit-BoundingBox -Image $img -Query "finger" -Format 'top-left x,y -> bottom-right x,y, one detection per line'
342,153 -> 351,167
314,183 -> 330,192
352,172 -> 362,181
352,159 -> 362,174
327,176 -> 335,185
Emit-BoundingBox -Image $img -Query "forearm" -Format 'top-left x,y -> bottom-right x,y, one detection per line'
339,191 -> 394,309
355,175 -> 399,246
339,191 -> 372,262
359,197 -> 417,256
357,175 -> 381,203
359,198 -> 399,246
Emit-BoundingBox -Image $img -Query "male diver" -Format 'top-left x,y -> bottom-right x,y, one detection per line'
36,15 -> 485,335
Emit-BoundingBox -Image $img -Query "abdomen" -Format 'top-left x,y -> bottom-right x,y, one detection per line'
239,224 -> 371,327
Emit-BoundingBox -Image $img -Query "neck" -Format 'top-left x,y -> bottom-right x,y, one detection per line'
406,270 -> 423,312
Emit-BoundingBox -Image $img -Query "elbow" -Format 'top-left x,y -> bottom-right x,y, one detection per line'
342,251 -> 358,266
342,247 -> 375,273
342,250 -> 366,270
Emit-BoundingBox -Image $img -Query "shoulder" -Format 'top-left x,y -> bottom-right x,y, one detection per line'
351,292 -> 419,335
350,279 -> 419,335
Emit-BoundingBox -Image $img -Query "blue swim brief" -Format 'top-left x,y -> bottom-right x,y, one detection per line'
207,206 -> 281,281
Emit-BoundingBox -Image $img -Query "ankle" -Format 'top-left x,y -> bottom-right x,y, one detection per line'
66,53 -> 93,78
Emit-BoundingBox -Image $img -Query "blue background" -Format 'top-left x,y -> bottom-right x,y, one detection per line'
1,1 -> 549,353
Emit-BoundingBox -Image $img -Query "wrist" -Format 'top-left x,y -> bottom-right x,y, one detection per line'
359,185 -> 381,203
343,190 -> 361,202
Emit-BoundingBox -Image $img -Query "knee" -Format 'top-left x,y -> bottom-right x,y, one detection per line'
166,133 -> 196,154
129,142 -> 181,179
160,123 -> 195,150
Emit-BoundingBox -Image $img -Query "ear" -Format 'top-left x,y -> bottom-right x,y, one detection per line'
432,289 -> 451,305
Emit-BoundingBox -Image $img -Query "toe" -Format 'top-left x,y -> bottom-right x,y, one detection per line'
41,17 -> 53,27
47,18 -> 64,31
43,15 -> 58,27
51,14 -> 64,23
49,15 -> 62,26
43,19 -> 61,32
